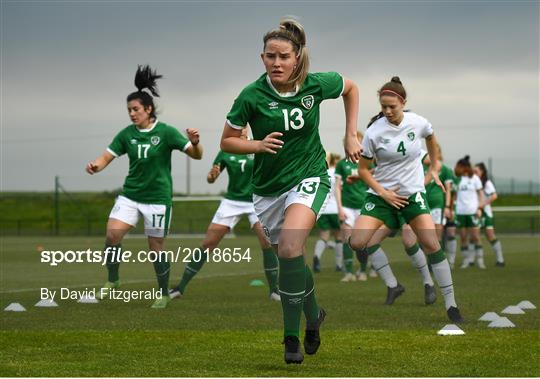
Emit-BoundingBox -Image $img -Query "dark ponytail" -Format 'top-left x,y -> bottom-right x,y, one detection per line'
475,162 -> 489,186
456,155 -> 473,177
378,76 -> 407,101
126,65 -> 163,119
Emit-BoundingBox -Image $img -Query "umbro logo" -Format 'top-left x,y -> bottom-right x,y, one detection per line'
268,101 -> 279,109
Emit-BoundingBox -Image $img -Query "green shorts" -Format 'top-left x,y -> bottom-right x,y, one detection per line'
317,214 -> 340,230
481,213 -> 494,229
362,192 -> 431,230
456,214 -> 481,228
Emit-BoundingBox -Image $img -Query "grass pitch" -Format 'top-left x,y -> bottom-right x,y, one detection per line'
1,235 -> 539,376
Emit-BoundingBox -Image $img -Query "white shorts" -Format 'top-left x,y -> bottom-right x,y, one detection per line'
253,176 -> 330,245
342,206 -> 361,228
109,195 -> 172,238
430,208 -> 446,225
211,199 -> 260,229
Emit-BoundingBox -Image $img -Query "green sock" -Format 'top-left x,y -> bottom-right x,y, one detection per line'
279,256 -> 306,338
405,243 -> 420,256
343,243 -> 354,273
177,248 -> 208,294
303,265 -> 319,325
152,251 -> 171,297
262,248 -> 279,293
105,244 -> 122,282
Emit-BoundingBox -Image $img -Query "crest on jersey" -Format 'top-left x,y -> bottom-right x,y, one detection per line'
130,139 -> 137,144
407,131 -> 415,141
151,136 -> 160,145
301,95 -> 314,110
365,202 -> 375,211
268,101 -> 279,110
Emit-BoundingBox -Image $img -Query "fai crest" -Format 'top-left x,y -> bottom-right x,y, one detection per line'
407,131 -> 415,141
365,202 -> 375,211
151,136 -> 160,145
301,95 -> 314,110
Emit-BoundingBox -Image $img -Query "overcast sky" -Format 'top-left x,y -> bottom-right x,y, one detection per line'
2,1 -> 539,194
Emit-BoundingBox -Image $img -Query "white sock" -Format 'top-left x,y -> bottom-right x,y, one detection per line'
475,245 -> 484,266
314,239 -> 326,259
446,238 -> 457,265
491,239 -> 504,262
334,242 -> 343,267
371,248 -> 398,288
408,247 -> 434,286
431,259 -> 457,309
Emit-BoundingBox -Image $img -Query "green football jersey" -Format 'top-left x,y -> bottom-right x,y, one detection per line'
226,72 -> 344,196
425,163 -> 454,204
108,121 -> 190,205
213,150 -> 254,202
335,158 -> 368,209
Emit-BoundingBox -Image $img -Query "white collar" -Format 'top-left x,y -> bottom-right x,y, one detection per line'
266,75 -> 298,98
136,119 -> 158,133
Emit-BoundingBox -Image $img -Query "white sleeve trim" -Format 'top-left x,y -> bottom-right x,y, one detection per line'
338,73 -> 345,97
226,119 -> 245,130
182,141 -> 192,152
107,148 -> 119,157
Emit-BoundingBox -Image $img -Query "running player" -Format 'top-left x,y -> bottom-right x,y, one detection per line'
86,65 -> 203,308
169,127 -> 280,300
349,76 -> 463,323
335,132 -> 370,282
313,153 -> 343,273
220,18 -> 362,363
454,156 -> 485,269
475,163 -> 505,266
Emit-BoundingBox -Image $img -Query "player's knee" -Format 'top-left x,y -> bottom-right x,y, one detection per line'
348,235 -> 368,251
105,231 -> 123,246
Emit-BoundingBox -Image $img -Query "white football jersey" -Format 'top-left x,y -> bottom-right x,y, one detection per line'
456,175 -> 483,215
483,179 -> 496,217
321,167 -> 338,214
362,112 -> 433,197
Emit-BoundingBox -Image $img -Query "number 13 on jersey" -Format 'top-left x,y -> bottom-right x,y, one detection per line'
282,108 -> 304,131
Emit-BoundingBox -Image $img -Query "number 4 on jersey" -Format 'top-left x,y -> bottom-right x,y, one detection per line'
397,141 -> 406,156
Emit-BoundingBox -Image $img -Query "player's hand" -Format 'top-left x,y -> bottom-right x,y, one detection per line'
476,208 -> 482,218
380,186 -> 409,209
344,134 -> 362,163
258,132 -> 283,154
338,209 -> 346,222
444,207 -> 452,219
207,165 -> 221,183
186,128 -> 200,145
86,162 -> 98,175
430,168 -> 446,193
346,175 -> 361,185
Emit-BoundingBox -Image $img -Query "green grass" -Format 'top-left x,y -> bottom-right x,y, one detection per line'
1,192 -> 539,236
1,235 -> 539,376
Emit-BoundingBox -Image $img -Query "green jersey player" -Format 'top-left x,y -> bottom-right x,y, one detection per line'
170,127 -> 280,301
334,132 -> 370,282
220,18 -> 362,364
86,65 -> 203,308
349,76 -> 463,324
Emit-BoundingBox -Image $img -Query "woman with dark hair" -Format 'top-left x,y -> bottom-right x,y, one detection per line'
313,152 -> 344,273
349,76 -> 463,324
86,65 -> 203,308
474,163 -> 505,266
220,17 -> 362,364
454,156 -> 485,269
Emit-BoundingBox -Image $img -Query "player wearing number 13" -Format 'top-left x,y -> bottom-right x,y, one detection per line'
349,76 -> 463,324
221,17 -> 362,364
85,65 -> 203,308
